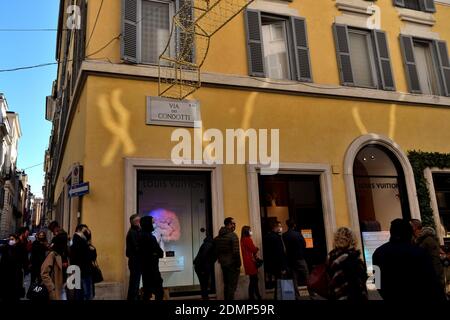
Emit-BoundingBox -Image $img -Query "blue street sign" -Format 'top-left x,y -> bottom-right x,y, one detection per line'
69,182 -> 90,198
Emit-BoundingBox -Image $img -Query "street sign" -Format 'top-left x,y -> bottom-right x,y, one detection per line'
69,182 -> 89,198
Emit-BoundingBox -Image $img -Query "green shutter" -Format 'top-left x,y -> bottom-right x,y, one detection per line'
399,35 -> 421,93
290,17 -> 312,82
422,0 -> 436,13
434,40 -> 450,96
373,30 -> 395,91
121,0 -> 138,63
393,0 -> 405,8
244,9 -> 265,77
333,24 -> 354,86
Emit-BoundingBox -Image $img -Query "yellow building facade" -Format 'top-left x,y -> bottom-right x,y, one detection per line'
45,0 -> 450,299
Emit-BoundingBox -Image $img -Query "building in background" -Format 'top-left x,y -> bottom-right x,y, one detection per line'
0,94 -> 26,238
44,0 -> 450,299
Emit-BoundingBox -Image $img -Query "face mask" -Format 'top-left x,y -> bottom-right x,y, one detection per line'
9,240 -> 16,246
153,224 -> 157,230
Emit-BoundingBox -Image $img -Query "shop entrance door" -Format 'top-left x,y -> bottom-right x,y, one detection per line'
137,171 -> 214,297
258,174 -> 328,289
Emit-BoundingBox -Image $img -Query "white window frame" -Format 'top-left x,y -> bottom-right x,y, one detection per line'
412,38 -> 441,95
247,163 -> 337,295
424,168 -> 450,244
137,0 -> 175,65
348,28 -> 379,89
260,14 -> 295,81
124,158 -> 225,299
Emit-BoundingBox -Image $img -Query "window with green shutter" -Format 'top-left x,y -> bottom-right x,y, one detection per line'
400,35 -> 450,96
121,0 -> 191,65
333,24 -> 395,91
393,0 -> 436,13
244,9 -> 312,82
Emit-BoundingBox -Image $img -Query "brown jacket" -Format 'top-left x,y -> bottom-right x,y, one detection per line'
40,251 -> 64,300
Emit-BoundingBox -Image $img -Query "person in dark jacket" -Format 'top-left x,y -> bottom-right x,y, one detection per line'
126,214 -> 141,300
30,231 -> 49,284
326,227 -> 368,300
373,218 -> 446,301
70,224 -> 94,300
214,217 -> 241,300
263,220 -> 288,300
193,229 -> 217,300
0,234 -> 23,301
282,219 -> 309,299
138,215 -> 164,300
16,227 -> 31,298
411,219 -> 446,296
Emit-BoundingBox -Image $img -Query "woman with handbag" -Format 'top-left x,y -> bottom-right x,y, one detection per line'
241,226 -> 262,300
41,232 -> 69,300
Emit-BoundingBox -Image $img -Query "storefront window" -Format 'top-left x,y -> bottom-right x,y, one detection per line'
353,145 -> 410,271
432,173 -> 450,238
137,171 -> 214,297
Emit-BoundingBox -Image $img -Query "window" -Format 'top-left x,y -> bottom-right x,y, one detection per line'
400,35 -> 450,96
348,29 -> 378,88
141,0 -> 172,64
333,24 -> 395,90
122,0 -> 181,65
245,10 -> 312,82
261,17 -> 291,80
413,41 -> 439,94
432,173 -> 450,237
393,0 -> 436,13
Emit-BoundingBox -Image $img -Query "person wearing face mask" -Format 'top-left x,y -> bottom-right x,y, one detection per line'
214,217 -> 241,300
138,216 -> 164,300
0,234 -> 23,301
241,226 -> 262,300
263,220 -> 288,300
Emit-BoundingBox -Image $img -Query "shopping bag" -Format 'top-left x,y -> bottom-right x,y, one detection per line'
92,260 -> 104,284
27,280 -> 49,301
307,264 -> 330,298
276,279 -> 296,300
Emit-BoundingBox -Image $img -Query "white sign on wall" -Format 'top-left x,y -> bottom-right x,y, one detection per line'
146,96 -> 201,128
362,231 -> 390,273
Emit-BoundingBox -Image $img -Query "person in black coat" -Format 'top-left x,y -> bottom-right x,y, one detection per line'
126,214 -> 141,300
282,219 -> 309,299
193,229 -> 217,300
372,218 -> 446,301
0,234 -> 23,301
138,216 -> 164,300
30,231 -> 49,284
263,220 -> 288,299
70,224 -> 95,300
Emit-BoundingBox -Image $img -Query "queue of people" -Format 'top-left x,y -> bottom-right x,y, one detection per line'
0,221 -> 100,301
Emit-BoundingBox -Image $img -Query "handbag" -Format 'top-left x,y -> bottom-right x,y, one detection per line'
276,278 -> 296,300
27,280 -> 49,301
92,260 -> 104,284
307,264 -> 330,298
255,258 -> 264,268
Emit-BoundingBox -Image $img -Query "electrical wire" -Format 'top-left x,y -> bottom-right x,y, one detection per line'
85,0 -> 104,50
0,33 -> 121,73
0,29 -> 58,32
22,163 -> 45,170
